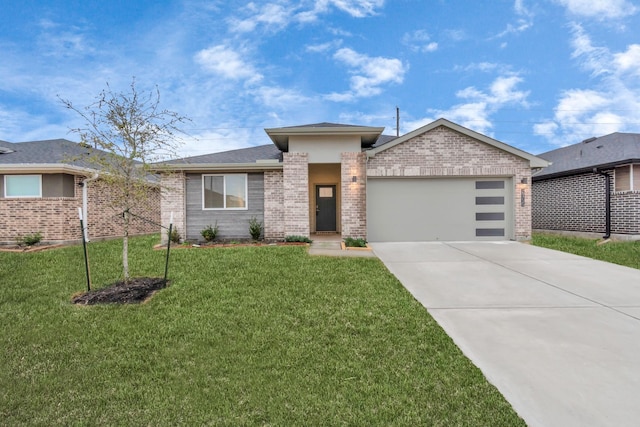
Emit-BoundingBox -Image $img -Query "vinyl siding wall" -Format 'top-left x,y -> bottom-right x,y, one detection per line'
185,172 -> 265,241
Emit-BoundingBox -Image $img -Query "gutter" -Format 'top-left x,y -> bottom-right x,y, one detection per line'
81,172 -> 100,241
593,168 -> 611,239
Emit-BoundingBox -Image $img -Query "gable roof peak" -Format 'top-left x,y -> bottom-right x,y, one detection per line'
366,117 -> 548,168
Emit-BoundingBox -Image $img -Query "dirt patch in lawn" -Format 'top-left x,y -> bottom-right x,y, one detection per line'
72,277 -> 168,305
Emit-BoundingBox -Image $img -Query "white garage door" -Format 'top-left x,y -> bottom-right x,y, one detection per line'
367,178 -> 512,242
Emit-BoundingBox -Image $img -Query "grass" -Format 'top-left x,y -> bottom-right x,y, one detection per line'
0,235 -> 524,426
532,233 -> 640,270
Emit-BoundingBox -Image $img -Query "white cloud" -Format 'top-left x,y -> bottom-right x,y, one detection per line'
553,0 -> 637,18
228,2 -> 293,33
534,25 -> 640,145
614,44 -> 640,76
195,45 -> 263,84
251,86 -> 311,108
492,0 -> 533,39
326,48 -> 406,101
406,73 -> 530,135
229,0 -> 385,32
298,0 -> 385,21
444,29 -> 467,42
402,30 -> 438,53
306,40 -> 343,53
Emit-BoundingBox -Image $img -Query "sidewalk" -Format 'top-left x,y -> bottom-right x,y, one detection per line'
308,234 -> 376,258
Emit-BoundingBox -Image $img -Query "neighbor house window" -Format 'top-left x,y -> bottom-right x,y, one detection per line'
614,165 -> 640,192
202,174 -> 247,209
4,175 -> 42,198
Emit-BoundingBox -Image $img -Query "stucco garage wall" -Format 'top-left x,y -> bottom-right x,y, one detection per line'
367,125 -> 532,240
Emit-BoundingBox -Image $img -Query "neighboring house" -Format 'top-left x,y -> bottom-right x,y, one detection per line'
159,118 -> 547,243
0,138 -> 159,244
532,132 -> 640,238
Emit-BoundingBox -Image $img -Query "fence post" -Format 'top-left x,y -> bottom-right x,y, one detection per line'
78,207 -> 92,292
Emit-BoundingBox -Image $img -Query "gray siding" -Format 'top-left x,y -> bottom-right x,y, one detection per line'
185,172 -> 265,241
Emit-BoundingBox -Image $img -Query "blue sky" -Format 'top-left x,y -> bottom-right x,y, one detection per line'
1,0 -> 640,156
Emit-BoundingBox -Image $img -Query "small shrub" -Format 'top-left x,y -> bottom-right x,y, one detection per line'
285,235 -> 313,243
248,217 -> 263,241
168,227 -> 181,244
344,237 -> 367,248
17,232 -> 43,247
201,223 -> 219,242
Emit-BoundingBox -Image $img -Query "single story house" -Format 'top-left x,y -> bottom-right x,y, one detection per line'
0,138 -> 159,244
532,132 -> 640,238
160,118 -> 548,243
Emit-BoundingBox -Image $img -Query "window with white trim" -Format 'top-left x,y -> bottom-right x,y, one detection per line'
4,175 -> 42,198
202,174 -> 247,209
614,165 -> 640,192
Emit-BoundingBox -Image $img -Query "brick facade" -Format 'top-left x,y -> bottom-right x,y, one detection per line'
283,153 -> 310,237
86,179 -> 160,240
533,170 -> 640,235
367,125 -> 533,240
341,152 -> 366,238
264,170 -> 285,240
160,172 -> 186,243
0,174 -> 159,244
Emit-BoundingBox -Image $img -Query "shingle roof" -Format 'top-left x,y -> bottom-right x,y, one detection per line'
0,138 -> 98,168
370,134 -> 398,148
533,133 -> 640,180
164,144 -> 282,165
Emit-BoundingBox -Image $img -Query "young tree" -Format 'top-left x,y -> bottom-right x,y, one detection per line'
61,79 -> 188,282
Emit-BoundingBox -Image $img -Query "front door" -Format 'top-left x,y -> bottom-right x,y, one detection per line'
316,185 -> 337,232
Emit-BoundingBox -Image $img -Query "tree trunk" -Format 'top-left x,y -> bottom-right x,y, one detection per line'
123,211 -> 130,282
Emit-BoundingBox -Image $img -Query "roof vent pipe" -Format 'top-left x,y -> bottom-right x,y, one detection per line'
593,168 -> 611,239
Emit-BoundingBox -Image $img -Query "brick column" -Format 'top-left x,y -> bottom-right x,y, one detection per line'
283,153 -> 309,237
264,170 -> 285,240
341,152 -> 367,238
160,172 -> 186,243
514,168 -> 532,241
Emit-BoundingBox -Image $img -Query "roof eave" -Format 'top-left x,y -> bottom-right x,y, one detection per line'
0,163 -> 97,174
264,126 -> 385,151
153,162 -> 283,172
533,159 -> 640,181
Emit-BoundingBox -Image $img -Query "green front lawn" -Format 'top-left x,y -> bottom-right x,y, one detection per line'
532,233 -> 640,270
0,235 -> 523,426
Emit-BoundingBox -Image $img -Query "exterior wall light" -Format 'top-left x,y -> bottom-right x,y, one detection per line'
352,176 -> 357,183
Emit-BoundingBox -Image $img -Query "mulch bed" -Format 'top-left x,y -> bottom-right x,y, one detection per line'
0,244 -> 66,253
154,241 -> 310,250
72,277 -> 168,305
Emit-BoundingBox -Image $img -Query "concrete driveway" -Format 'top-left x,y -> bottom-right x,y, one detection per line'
371,241 -> 640,427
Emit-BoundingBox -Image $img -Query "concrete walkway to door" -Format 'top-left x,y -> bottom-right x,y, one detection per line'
371,241 -> 640,427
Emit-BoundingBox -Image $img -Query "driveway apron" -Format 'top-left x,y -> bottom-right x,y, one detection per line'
371,241 -> 640,427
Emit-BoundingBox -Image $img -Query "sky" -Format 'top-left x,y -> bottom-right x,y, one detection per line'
1,0 -> 640,157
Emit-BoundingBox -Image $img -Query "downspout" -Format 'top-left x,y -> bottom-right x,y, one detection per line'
81,172 -> 100,242
593,168 -> 611,239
